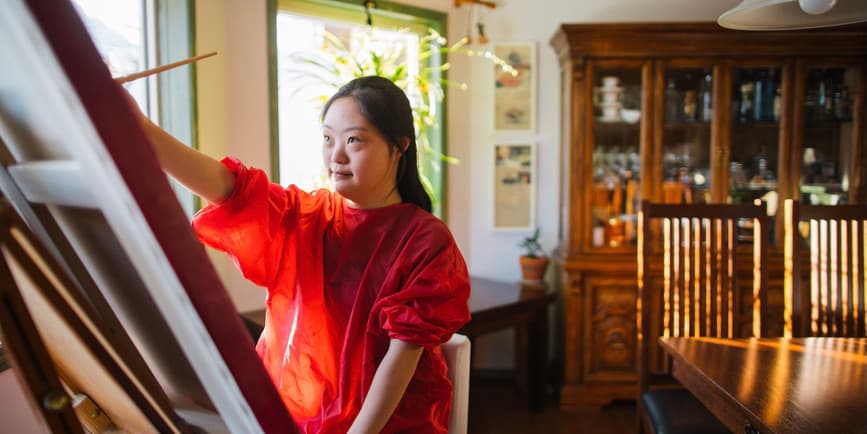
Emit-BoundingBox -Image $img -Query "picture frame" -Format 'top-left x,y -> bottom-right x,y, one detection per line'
493,42 -> 536,133
493,142 -> 536,231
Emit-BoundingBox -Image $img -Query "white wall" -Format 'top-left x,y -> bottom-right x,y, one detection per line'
194,0 -> 740,367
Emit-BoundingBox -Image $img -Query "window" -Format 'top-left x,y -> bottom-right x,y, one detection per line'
72,0 -> 151,112
72,0 -> 197,215
271,0 -> 448,216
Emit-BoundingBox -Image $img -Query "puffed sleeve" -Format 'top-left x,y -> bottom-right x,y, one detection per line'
376,234 -> 471,350
191,157 -> 291,288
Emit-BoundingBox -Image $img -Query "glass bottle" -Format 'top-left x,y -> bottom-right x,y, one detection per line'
834,85 -> 852,121
753,70 -> 775,121
664,79 -> 680,122
738,82 -> 754,123
816,78 -> 830,120
772,87 -> 782,121
699,73 -> 713,122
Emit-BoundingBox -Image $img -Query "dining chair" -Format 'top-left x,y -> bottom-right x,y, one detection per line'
783,199 -> 867,338
637,200 -> 770,434
442,333 -> 470,434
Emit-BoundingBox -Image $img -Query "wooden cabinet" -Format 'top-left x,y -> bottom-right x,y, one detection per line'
550,23 -> 867,408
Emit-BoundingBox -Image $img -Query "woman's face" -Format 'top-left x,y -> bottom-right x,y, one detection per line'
322,97 -> 403,209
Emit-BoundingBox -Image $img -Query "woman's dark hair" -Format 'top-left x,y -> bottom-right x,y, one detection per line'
321,76 -> 432,213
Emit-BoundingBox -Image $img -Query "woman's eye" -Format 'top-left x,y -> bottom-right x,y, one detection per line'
347,137 -> 358,144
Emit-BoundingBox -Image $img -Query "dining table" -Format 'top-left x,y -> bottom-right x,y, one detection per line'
658,336 -> 866,434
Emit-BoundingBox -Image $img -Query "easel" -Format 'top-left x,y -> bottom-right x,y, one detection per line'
0,196 -> 189,433
0,0 -> 297,432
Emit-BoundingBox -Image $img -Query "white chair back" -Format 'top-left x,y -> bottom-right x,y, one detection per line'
441,333 -> 470,434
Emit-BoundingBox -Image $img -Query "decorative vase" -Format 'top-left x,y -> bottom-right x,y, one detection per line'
519,256 -> 549,282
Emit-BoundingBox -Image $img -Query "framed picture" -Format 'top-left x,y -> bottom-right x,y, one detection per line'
493,42 -> 536,132
493,142 -> 535,231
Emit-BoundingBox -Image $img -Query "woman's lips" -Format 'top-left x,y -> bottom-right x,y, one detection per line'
331,170 -> 352,179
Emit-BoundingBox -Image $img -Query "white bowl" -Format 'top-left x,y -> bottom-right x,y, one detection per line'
620,109 -> 641,124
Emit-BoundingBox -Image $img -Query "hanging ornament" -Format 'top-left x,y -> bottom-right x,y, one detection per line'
476,22 -> 489,44
455,0 -> 496,44
363,0 -> 376,26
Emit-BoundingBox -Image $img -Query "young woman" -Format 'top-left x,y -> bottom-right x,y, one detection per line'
129,75 -> 470,434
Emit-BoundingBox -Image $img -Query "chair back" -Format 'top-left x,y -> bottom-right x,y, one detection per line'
783,200 -> 867,337
442,333 -> 470,434
637,201 -> 770,393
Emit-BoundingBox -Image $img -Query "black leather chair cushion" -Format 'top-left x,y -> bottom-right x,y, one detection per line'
641,389 -> 730,434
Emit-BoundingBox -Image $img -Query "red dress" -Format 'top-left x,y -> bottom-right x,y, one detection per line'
192,158 -> 471,434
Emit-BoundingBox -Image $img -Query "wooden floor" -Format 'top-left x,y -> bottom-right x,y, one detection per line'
468,376 -> 635,434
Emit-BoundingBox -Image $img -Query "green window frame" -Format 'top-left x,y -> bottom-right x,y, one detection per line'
156,0 -> 199,216
267,0 -> 449,217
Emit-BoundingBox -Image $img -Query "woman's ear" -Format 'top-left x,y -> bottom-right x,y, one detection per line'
397,137 -> 410,154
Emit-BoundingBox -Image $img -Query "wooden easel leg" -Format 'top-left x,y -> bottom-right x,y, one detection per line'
0,215 -> 83,433
0,199 -> 189,433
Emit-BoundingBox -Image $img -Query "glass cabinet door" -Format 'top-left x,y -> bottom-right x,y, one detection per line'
590,66 -> 643,248
728,66 -> 783,207
660,67 -> 713,204
800,66 -> 857,205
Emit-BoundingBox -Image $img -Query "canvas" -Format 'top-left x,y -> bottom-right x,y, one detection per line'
0,0 -> 296,432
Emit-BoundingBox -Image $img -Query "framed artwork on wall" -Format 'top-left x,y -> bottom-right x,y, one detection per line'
493,42 -> 536,133
493,142 -> 535,231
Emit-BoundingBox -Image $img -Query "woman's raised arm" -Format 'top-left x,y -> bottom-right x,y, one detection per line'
123,87 -> 235,204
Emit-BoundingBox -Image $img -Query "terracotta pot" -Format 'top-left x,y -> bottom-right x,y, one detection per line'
519,256 -> 549,282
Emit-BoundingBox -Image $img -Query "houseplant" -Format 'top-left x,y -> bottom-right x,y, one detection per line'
518,227 -> 548,282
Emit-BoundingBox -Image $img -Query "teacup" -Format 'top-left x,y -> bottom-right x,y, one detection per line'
601,76 -> 620,88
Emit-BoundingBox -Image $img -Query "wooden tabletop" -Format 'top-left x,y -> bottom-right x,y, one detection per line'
466,276 -> 553,313
460,277 -> 555,337
659,337 -> 867,434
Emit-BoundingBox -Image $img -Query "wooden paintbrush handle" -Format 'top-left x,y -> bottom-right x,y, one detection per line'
114,52 -> 217,84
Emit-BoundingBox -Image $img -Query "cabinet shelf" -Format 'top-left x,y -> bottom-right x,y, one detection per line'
804,118 -> 852,129
594,120 -> 640,129
731,120 -> 781,129
663,121 -> 711,130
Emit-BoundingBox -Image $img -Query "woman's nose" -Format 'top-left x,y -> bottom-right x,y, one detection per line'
330,143 -> 348,164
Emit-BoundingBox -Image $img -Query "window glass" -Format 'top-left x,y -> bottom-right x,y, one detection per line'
276,14 -> 419,191
71,0 -> 150,114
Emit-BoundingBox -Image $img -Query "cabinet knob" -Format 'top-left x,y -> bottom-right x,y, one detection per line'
609,331 -> 626,349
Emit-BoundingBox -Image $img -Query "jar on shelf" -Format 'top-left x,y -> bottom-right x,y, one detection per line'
730,161 -> 748,190
683,90 -> 697,121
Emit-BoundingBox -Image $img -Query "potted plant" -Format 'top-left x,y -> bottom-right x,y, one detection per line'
518,227 -> 549,282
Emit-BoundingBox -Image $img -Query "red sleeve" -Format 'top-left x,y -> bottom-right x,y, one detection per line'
376,231 -> 471,350
191,157 -> 292,288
